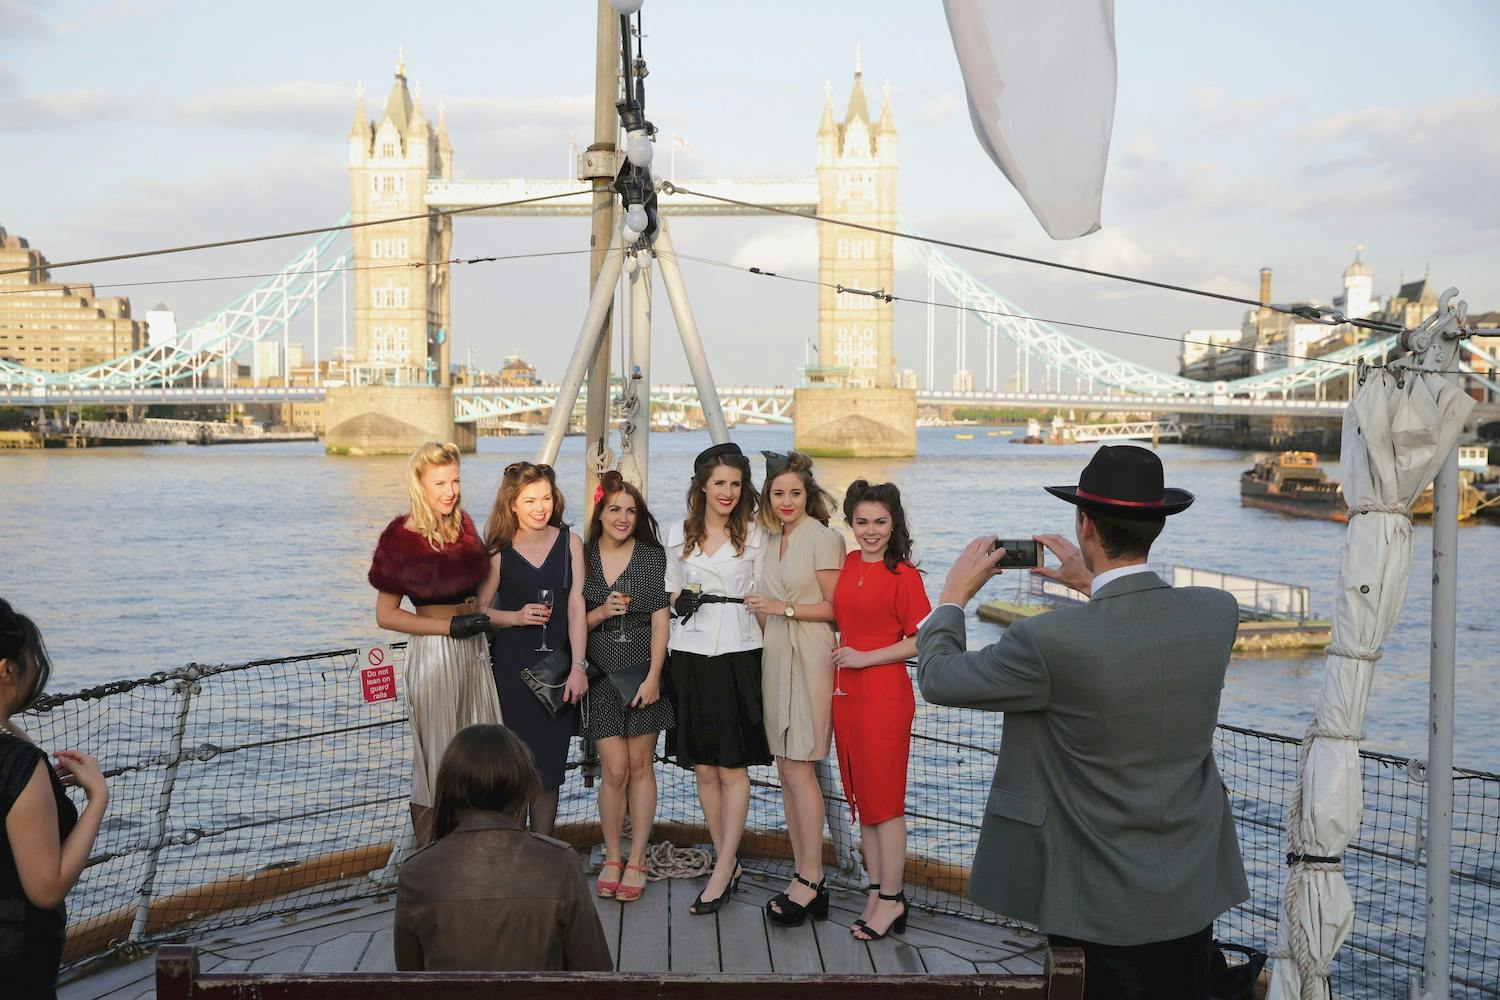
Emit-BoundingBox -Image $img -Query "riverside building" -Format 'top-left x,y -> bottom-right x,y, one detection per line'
0,226 -> 144,374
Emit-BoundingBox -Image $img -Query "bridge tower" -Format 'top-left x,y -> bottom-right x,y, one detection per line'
326,52 -> 469,455
347,52 -> 453,387
795,53 -> 915,457
813,52 -> 897,389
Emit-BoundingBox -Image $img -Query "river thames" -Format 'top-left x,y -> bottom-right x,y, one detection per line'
3,426 -> 1497,769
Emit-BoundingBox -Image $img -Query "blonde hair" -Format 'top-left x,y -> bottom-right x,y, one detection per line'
759,451 -> 837,532
405,441 -> 465,548
484,461 -> 567,553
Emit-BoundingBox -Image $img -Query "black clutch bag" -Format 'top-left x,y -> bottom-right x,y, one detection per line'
605,661 -> 651,707
521,649 -> 573,717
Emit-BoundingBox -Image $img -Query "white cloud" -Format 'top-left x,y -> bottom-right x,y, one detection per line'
0,90 -> 136,130
179,82 -> 353,135
728,226 -> 817,273
0,0 -> 51,37
1189,86 -> 1301,131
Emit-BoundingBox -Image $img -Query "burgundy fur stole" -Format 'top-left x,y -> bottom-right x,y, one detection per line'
367,511 -> 491,599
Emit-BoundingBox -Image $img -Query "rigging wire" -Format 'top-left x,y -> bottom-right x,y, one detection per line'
0,190 -> 587,278
0,249 -> 596,297
650,248 -> 1401,374
663,183 -> 1407,337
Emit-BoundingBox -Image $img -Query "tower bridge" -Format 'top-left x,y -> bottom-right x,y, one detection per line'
3,54 -> 1462,455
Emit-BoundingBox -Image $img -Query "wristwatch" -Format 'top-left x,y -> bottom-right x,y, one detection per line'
783,604 -> 796,619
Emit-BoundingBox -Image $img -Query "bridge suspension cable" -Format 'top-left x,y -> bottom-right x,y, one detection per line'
651,248 -> 1400,397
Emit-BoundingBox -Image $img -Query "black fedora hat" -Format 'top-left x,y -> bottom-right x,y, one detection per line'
1044,445 -> 1194,518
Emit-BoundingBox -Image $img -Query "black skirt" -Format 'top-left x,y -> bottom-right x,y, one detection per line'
664,648 -> 772,769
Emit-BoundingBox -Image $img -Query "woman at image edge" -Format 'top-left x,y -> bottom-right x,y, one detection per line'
581,471 -> 672,903
369,441 -> 501,841
830,480 -> 930,940
1,601 -> 110,999
480,462 -> 588,837
663,442 -> 771,916
745,451 -> 845,926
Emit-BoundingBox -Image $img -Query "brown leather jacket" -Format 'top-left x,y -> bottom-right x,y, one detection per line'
394,811 -> 612,971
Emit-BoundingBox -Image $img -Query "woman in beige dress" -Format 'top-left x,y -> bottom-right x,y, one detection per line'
745,451 -> 845,926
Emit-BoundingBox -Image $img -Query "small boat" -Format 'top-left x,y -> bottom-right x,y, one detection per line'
1010,417 -> 1045,444
978,565 -> 1332,653
955,432 -> 974,440
1241,450 -> 1486,522
1240,451 -> 1345,521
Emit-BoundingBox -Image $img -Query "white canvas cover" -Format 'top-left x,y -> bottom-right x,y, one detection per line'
1269,371 -> 1474,999
941,0 -> 1116,239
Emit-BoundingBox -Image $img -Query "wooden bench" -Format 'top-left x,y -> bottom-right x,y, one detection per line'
156,943 -> 1086,998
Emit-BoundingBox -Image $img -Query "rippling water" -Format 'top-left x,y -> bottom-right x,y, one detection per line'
3,426 -> 1497,768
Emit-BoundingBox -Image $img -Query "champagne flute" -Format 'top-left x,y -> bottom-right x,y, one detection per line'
832,631 -> 848,697
614,591 -> 632,644
535,588 -> 555,652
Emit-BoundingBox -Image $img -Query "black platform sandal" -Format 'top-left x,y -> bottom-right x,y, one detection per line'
765,874 -> 830,926
852,882 -> 881,930
689,862 -> 742,916
851,890 -> 908,941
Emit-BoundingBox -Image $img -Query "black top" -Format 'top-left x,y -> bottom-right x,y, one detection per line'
409,592 -> 476,607
1,733 -> 79,996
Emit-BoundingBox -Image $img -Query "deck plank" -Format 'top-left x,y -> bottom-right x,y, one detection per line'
246,944 -> 313,973
715,894 -> 772,973
355,927 -> 395,972
668,877 -> 721,972
303,931 -> 376,973
59,956 -> 155,1000
591,890 -> 622,969
616,867 -> 669,972
866,938 -> 926,973
812,916 -> 874,972
917,947 -> 977,974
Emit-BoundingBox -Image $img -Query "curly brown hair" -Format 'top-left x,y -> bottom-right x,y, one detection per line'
842,479 -> 919,576
759,451 -> 837,532
682,451 -> 758,559
483,461 -> 567,553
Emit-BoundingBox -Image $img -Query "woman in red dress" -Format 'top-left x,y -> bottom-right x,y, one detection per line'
830,480 -> 930,942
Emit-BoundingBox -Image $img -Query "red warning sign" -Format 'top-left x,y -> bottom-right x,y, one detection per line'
358,644 -> 397,703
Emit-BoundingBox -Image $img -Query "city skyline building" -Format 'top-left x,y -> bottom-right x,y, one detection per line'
0,226 -> 144,374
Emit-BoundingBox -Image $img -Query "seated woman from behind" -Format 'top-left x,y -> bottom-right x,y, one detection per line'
394,723 -> 611,972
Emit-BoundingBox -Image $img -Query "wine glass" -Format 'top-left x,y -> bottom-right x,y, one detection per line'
613,591 -> 632,644
535,588 -> 555,652
832,631 -> 848,697
685,579 -> 703,633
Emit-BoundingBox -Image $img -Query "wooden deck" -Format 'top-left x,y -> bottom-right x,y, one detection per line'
59,872 -> 1043,999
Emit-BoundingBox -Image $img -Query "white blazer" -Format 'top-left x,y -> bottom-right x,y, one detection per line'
663,519 -> 767,656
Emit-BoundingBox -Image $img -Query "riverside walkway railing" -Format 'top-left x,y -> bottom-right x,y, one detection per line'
24,646 -> 1498,999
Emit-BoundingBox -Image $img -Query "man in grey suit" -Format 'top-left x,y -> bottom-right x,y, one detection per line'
917,445 -> 1248,1000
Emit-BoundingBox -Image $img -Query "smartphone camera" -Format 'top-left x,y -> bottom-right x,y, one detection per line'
990,538 -> 1040,568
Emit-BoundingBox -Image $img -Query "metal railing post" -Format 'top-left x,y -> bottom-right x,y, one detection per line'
1424,434 -> 1459,1000
128,670 -> 199,944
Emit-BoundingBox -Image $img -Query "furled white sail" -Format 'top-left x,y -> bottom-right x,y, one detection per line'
941,0 -> 1117,239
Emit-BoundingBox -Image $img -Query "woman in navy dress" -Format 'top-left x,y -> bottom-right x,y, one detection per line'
480,462 -> 587,836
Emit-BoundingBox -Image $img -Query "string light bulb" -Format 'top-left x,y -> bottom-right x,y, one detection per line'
624,203 -> 649,234
626,131 -> 654,168
610,0 -> 643,14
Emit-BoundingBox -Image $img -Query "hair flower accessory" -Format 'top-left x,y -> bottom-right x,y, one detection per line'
593,484 -> 606,505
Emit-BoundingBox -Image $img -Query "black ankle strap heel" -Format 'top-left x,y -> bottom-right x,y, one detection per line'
766,874 -> 829,927
853,890 -> 908,941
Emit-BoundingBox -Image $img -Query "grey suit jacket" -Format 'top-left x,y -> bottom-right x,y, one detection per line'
917,572 -> 1249,945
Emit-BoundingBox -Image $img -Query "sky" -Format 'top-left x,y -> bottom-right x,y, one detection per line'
1,0 -> 1497,386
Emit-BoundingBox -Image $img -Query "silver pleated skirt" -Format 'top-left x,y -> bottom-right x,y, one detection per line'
403,632 -> 503,807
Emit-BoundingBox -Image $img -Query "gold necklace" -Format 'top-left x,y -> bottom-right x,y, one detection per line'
857,558 -> 879,587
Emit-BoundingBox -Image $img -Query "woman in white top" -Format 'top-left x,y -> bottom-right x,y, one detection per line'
664,442 -> 771,916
